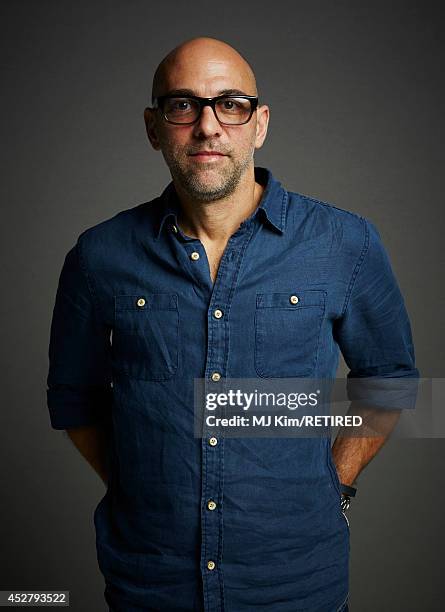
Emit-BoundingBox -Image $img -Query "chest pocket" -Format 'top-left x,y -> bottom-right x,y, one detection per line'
254,290 -> 326,378
112,293 -> 179,381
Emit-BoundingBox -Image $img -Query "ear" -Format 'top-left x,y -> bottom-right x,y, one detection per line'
144,107 -> 161,151
254,104 -> 270,150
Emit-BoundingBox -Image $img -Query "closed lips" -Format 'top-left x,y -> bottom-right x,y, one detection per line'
191,151 -> 225,155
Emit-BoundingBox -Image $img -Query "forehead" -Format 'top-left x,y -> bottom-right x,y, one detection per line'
161,54 -> 256,97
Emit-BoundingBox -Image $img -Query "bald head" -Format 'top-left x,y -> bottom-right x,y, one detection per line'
151,37 -> 258,103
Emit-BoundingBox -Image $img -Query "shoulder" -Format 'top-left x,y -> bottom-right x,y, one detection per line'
75,196 -> 161,256
287,189 -> 375,252
288,189 -> 365,225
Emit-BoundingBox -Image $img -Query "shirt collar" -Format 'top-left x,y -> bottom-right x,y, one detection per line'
154,166 -> 288,240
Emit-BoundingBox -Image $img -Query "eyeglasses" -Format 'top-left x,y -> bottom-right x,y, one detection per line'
152,94 -> 259,125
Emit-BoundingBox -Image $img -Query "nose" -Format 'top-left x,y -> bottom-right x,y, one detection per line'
192,104 -> 222,138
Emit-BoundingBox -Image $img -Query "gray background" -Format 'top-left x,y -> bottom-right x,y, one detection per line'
1,1 -> 443,610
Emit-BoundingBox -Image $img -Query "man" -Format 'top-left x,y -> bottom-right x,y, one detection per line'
46,37 -> 419,611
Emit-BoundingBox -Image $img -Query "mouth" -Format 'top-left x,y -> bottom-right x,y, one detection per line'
188,151 -> 227,161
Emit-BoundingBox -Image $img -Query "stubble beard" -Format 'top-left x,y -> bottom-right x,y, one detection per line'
164,144 -> 255,203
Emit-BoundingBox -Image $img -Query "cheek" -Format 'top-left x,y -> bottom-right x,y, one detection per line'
158,138 -> 184,161
232,133 -> 257,158
163,133 -> 190,155
239,125 -> 257,146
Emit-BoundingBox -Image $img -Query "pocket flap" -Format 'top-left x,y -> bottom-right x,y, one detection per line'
115,293 -> 178,311
256,290 -> 326,309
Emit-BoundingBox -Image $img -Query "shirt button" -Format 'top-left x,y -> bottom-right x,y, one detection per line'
289,294 -> 299,304
213,309 -> 223,319
207,500 -> 217,511
136,297 -> 146,307
207,560 -> 216,571
211,372 -> 221,382
171,224 -> 178,233
209,437 -> 218,446
190,251 -> 200,261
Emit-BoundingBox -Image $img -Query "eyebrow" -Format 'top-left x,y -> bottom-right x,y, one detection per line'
159,88 -> 253,97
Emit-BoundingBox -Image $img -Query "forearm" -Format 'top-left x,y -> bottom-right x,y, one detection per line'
331,403 -> 402,486
65,423 -> 111,486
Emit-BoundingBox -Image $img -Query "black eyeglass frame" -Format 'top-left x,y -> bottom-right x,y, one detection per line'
151,94 -> 259,125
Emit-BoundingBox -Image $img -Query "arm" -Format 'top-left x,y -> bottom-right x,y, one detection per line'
65,424 -> 111,486
332,218 -> 419,489
331,404 -> 402,486
47,240 -> 113,462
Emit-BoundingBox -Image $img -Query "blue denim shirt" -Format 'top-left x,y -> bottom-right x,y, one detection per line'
46,167 -> 419,611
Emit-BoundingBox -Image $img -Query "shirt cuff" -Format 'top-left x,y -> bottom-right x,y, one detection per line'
47,385 -> 113,429
346,370 -> 420,410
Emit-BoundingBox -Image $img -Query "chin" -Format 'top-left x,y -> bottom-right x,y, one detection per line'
190,167 -> 225,184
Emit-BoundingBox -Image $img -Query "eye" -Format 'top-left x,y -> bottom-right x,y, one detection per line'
163,98 -> 197,115
216,97 -> 251,115
170,99 -> 192,112
222,99 -> 242,110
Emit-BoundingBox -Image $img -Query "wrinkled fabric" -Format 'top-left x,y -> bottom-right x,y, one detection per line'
46,167 -> 418,611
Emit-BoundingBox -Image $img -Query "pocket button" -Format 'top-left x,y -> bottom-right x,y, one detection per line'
289,294 -> 299,304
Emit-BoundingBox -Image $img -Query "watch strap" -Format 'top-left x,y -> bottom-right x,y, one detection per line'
340,483 -> 357,497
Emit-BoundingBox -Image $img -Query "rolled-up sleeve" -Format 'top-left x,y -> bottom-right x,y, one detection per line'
334,218 -> 419,409
46,240 -> 113,429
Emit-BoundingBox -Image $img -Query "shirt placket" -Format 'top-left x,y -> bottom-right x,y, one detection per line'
170,216 -> 256,612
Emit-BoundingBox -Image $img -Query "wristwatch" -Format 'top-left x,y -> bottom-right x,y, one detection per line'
340,483 -> 357,513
